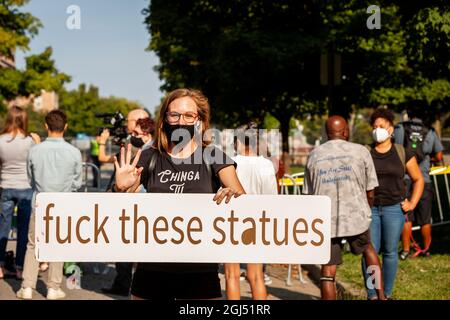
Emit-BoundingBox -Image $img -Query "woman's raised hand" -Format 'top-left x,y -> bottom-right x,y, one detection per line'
114,144 -> 143,191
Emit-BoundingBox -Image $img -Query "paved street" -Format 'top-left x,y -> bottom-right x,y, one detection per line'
0,245 -> 320,300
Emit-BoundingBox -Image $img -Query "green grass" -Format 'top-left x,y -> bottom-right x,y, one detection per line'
336,224 -> 450,300
290,165 -> 305,174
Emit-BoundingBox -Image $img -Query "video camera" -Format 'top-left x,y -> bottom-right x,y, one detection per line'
95,111 -> 128,145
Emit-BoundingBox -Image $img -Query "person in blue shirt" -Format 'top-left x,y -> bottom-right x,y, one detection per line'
394,107 -> 444,259
17,110 -> 82,300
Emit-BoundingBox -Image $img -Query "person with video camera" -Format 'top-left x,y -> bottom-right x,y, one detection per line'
111,88 -> 245,300
97,109 -> 154,164
100,109 -> 155,297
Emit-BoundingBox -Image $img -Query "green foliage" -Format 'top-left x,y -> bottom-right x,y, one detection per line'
0,2 -> 69,107
27,105 -> 46,135
262,113 -> 280,130
300,115 -> 326,146
351,109 -> 374,145
0,0 -> 42,55
145,0 -> 450,139
21,47 -> 71,95
59,84 -> 144,136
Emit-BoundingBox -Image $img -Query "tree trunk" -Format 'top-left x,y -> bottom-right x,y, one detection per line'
279,116 -> 290,154
433,118 -> 442,138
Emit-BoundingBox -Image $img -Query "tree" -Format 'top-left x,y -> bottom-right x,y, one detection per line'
0,0 -> 41,56
372,1 -> 450,129
0,1 -> 69,108
59,84 -> 144,136
144,0 -> 450,152
145,0 -> 330,152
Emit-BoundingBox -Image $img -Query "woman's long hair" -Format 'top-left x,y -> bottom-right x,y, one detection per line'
1,106 -> 29,141
153,88 -> 211,153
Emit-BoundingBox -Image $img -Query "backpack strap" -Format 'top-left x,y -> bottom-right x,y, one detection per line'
204,145 -> 221,193
148,151 -> 158,172
205,160 -> 216,192
146,151 -> 159,186
366,144 -> 406,174
393,143 -> 406,174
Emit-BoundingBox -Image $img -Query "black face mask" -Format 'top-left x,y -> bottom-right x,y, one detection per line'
164,123 -> 196,146
130,135 -> 145,148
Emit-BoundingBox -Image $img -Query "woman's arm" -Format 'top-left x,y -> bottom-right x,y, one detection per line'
403,156 -> 425,212
213,165 -> 246,204
30,133 -> 41,144
98,129 -> 115,163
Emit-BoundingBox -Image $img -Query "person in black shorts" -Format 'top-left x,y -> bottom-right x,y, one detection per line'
111,88 -> 245,300
395,108 -> 444,259
303,116 -> 386,300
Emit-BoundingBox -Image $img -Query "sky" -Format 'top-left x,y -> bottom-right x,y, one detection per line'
16,0 -> 163,113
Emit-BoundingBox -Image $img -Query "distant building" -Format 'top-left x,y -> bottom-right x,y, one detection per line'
1,51 -> 58,112
0,48 -> 15,69
289,121 -> 314,166
32,90 -> 59,112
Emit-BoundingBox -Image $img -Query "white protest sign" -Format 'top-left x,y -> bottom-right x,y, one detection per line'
35,193 -> 331,264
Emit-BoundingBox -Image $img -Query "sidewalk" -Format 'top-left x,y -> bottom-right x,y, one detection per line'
0,241 -> 320,300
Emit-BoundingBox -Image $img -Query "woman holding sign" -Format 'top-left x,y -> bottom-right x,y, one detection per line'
112,88 -> 245,300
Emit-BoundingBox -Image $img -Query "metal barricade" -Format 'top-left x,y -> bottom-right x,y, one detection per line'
82,162 -> 102,192
7,163 -> 103,242
279,174 -> 307,286
418,165 -> 450,231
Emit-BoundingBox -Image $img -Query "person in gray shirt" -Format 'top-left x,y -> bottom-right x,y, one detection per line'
17,110 -> 82,300
303,116 -> 386,300
394,108 -> 444,259
0,106 -> 40,280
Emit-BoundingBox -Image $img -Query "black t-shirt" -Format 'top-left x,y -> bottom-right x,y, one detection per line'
136,145 -> 236,274
371,144 -> 415,206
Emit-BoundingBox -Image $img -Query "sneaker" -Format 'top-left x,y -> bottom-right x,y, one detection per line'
420,251 -> 431,258
47,288 -> 66,300
264,273 -> 272,285
16,287 -> 33,300
399,251 -> 410,260
239,272 -> 246,282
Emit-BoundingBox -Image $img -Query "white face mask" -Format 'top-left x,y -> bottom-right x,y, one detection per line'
372,127 -> 391,143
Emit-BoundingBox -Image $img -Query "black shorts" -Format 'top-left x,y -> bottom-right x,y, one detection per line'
326,229 -> 371,266
130,269 -> 222,300
407,183 -> 433,226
